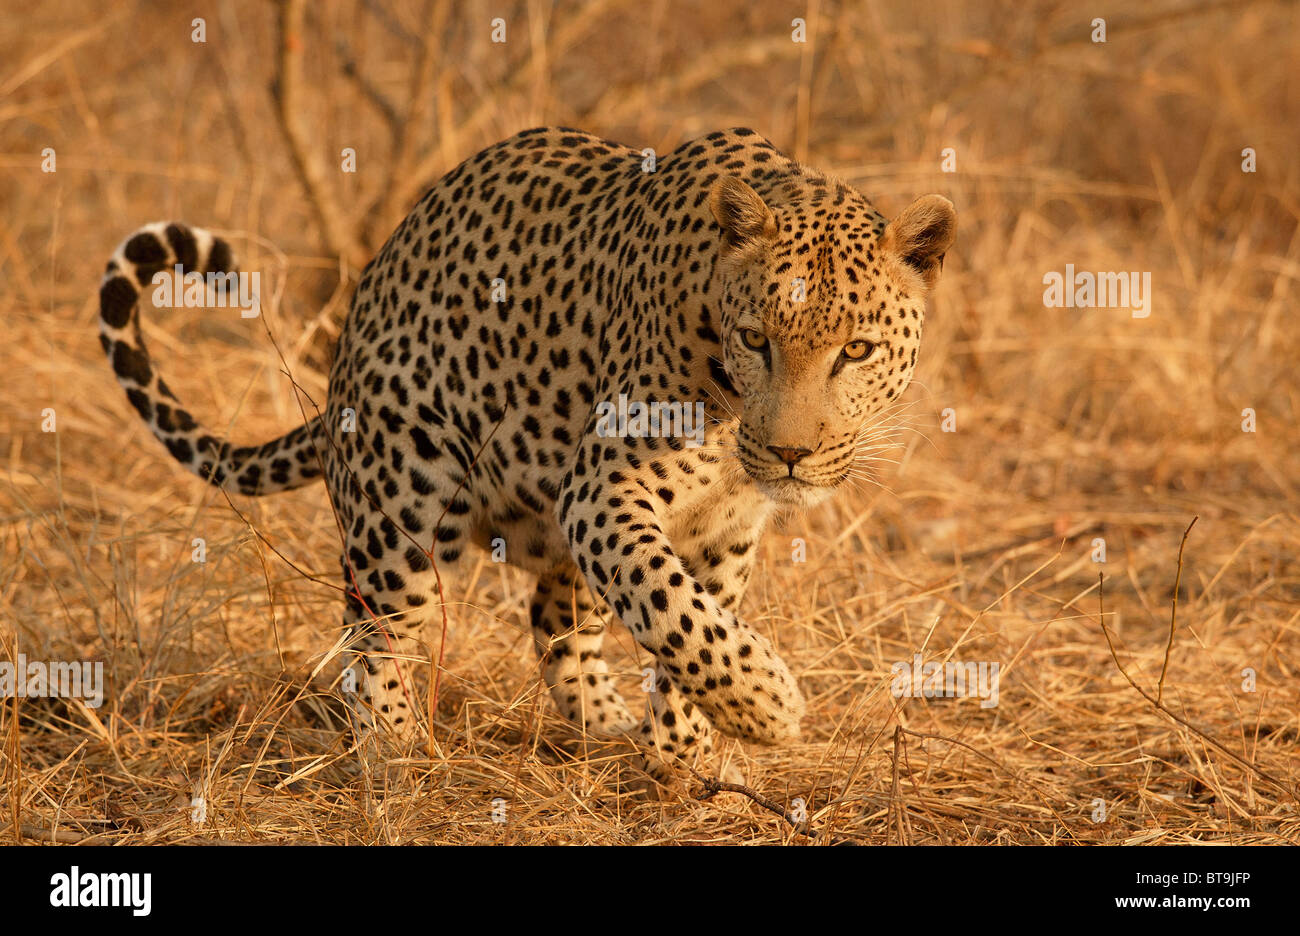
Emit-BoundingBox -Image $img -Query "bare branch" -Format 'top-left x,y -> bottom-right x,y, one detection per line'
332,34 -> 401,131
369,0 -> 452,242
1157,516 -> 1197,704
273,0 -> 367,268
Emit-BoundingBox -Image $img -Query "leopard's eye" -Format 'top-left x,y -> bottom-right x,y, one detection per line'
740,328 -> 770,352
842,339 -> 875,361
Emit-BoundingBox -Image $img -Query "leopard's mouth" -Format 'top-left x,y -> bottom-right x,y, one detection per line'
736,432 -> 848,505
739,455 -> 844,506
751,474 -> 837,507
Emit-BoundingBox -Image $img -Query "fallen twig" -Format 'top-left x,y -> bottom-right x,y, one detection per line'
687,765 -> 813,837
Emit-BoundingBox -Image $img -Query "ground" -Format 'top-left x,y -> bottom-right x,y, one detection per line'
1,0 -> 1297,844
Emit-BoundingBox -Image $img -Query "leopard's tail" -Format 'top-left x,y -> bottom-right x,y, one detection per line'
99,222 -> 325,495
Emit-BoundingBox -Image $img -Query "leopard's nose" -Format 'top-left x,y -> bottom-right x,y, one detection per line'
767,445 -> 813,467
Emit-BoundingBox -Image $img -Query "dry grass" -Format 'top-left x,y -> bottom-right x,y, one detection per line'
2,0 -> 1298,845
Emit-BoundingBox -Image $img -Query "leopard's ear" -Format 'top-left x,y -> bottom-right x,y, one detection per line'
710,176 -> 777,251
881,194 -> 956,288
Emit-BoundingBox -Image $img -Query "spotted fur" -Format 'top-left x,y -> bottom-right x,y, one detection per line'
98,127 -> 955,775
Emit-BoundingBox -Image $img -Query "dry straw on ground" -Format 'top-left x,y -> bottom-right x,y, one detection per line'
2,1 -> 1297,844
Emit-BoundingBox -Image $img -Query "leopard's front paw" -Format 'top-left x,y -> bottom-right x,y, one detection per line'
688,628 -> 805,744
627,667 -> 719,789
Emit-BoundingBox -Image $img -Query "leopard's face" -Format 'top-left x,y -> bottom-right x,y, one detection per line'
710,177 -> 956,507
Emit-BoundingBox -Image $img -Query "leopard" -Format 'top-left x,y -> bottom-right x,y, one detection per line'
97,126 -> 955,778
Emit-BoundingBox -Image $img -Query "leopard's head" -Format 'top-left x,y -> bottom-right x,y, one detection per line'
710,174 -> 955,507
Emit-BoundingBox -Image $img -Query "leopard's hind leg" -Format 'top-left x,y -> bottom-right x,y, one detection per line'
530,566 -> 637,735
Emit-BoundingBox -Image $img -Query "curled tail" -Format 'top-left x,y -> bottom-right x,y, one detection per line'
99,222 -> 324,495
